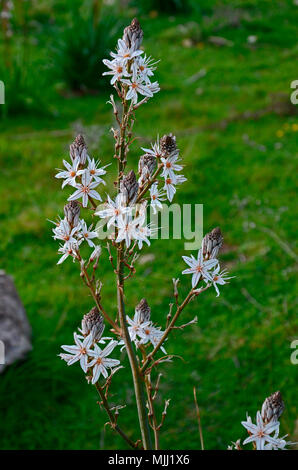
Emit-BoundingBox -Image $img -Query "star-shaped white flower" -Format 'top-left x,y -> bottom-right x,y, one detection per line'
138,324 -> 167,354
127,313 -> 151,342
150,183 -> 165,214
207,265 -> 234,297
182,248 -> 218,288
55,157 -> 84,188
115,214 -> 139,248
102,58 -> 131,84
60,332 -> 93,373
95,193 -> 131,229
79,220 -> 98,247
88,341 -> 120,384
161,152 -> 183,181
110,38 -> 143,64
241,411 -> 280,450
52,218 -> 80,244
121,69 -> 153,104
68,171 -> 102,208
132,54 -> 157,84
86,157 -> 108,184
141,137 -> 162,159
57,241 -> 81,264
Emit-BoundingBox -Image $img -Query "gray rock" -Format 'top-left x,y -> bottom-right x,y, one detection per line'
0,271 -> 32,373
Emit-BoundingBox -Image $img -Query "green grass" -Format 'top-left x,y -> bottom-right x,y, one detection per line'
0,0 -> 297,450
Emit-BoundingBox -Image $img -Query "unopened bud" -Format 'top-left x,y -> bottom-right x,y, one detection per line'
261,391 -> 284,424
160,133 -> 177,156
123,18 -> 143,52
64,201 -> 80,227
201,227 -> 223,259
70,134 -> 88,165
81,307 -> 104,342
135,298 -> 151,323
138,153 -> 157,185
120,170 -> 139,204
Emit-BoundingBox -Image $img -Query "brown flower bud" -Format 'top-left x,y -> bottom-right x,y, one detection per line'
64,201 -> 80,228
70,134 -> 88,165
261,391 -> 284,424
81,307 -> 104,342
201,227 -> 223,259
160,133 -> 177,156
138,153 -> 157,185
120,170 -> 139,204
123,18 -> 143,52
135,298 -> 151,323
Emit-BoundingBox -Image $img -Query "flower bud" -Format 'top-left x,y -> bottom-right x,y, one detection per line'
261,391 -> 284,424
138,153 -> 157,185
123,18 -> 143,52
120,170 -> 139,204
64,201 -> 80,228
135,298 -> 151,323
160,133 -> 177,157
81,307 -> 104,342
70,134 -> 88,165
201,227 -> 223,259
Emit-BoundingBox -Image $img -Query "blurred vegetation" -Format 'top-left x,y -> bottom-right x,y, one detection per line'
0,0 -> 297,450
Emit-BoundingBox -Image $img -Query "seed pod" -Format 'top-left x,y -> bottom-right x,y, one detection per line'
64,201 -> 80,228
70,134 -> 88,165
120,170 -> 139,204
123,18 -> 143,52
81,307 -> 104,342
160,133 -> 177,156
201,227 -> 223,259
135,298 -> 151,323
261,391 -> 284,424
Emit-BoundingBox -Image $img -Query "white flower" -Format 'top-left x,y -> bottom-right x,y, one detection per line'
55,157 -> 84,188
110,39 -> 143,64
132,54 -> 157,84
115,213 -> 139,247
241,411 -> 280,450
88,341 -> 120,384
52,218 -> 80,244
60,332 -> 93,373
182,249 -> 218,288
147,81 -> 160,95
95,193 -> 131,229
86,157 -> 108,184
57,241 -> 81,264
127,313 -> 151,342
163,176 -> 177,202
264,435 -> 297,450
68,171 -> 102,208
121,71 -> 153,104
102,58 -> 131,84
161,152 -> 183,181
150,183 -> 165,214
207,265 -> 233,297
141,138 -> 162,159
138,324 -> 167,354
79,220 -> 98,247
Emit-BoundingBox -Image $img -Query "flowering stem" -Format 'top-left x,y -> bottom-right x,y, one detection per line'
117,243 -> 153,449
136,163 -> 163,203
141,286 -> 211,373
94,382 -> 138,449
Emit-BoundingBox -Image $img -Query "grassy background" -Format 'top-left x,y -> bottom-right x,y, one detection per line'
0,0 -> 297,449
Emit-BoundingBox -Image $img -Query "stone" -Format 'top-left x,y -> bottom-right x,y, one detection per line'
0,271 -> 32,373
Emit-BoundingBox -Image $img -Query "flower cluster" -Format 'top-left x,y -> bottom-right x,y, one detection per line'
126,299 -> 167,353
142,134 -> 187,202
229,391 -> 296,450
103,18 -> 159,105
182,227 -> 232,297
59,308 -> 121,384
55,134 -> 107,208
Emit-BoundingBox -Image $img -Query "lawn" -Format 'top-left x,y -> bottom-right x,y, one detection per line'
0,0 -> 297,450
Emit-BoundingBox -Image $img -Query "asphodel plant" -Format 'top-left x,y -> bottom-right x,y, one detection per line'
51,18 -> 234,450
